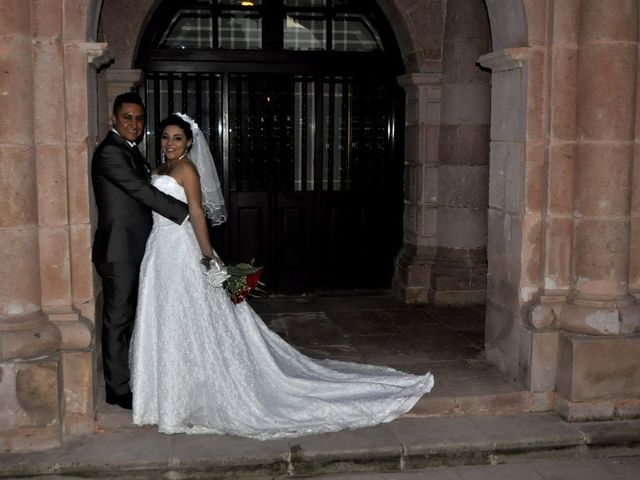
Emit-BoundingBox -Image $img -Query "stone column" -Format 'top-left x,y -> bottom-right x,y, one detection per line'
394,73 -> 442,303
477,47 -> 529,379
559,0 -> 640,335
0,0 -> 62,452
431,0 -> 490,306
552,0 -> 640,420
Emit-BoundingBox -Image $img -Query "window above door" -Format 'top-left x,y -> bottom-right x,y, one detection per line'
144,0 -> 386,55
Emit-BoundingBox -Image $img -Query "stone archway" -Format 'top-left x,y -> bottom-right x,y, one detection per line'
95,0 -> 528,394
93,0 -> 640,423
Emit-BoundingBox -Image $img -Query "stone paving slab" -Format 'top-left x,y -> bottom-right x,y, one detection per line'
2,413 -> 640,479
287,423 -> 403,476
468,413 -> 585,449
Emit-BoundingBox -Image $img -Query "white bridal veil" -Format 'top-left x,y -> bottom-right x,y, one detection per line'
175,112 -> 227,226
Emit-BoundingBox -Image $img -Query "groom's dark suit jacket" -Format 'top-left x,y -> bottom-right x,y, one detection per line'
92,131 -> 188,264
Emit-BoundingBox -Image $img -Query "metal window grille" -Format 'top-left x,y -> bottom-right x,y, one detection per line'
332,14 -> 381,51
219,11 -> 262,50
142,73 -> 223,173
161,9 -> 214,49
143,72 -> 393,195
284,14 -> 326,51
156,2 -> 382,52
284,0 -> 326,7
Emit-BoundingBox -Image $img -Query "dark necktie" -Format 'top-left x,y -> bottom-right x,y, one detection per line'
132,145 -> 151,178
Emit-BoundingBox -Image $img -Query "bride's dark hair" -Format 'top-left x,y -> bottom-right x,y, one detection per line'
157,114 -> 195,175
159,114 -> 193,142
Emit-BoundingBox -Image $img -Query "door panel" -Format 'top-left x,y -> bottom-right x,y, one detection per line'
274,192 -> 315,293
227,192 -> 270,270
143,71 -> 402,294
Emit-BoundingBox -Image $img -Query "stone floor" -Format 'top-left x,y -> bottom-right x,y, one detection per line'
96,294 -> 537,432
252,294 -> 539,417
98,293 -> 535,431
296,453 -> 640,479
3,295 -> 640,479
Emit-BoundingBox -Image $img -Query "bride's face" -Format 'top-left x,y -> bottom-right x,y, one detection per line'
161,125 -> 192,161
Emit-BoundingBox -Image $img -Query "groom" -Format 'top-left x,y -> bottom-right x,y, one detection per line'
92,92 -> 189,409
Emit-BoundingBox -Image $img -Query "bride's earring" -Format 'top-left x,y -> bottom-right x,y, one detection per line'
161,151 -> 165,164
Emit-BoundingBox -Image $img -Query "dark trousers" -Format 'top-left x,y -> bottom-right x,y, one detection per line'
96,262 -> 140,396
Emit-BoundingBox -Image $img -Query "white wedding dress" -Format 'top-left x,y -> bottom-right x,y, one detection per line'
130,174 -> 434,439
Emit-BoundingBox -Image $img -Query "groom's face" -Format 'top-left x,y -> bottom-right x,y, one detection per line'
112,103 -> 145,143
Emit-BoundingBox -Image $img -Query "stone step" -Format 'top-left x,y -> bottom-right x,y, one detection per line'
407,390 -> 553,418
4,413 -> 640,479
95,390 -> 553,434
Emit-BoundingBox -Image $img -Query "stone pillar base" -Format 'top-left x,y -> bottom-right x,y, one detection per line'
429,247 -> 486,306
520,325 -> 559,393
554,394 -> 640,422
393,244 -> 487,305
559,299 -> 640,335
0,358 -> 62,452
531,296 -> 640,335
555,331 -> 640,421
0,310 -> 94,452
393,244 -> 434,304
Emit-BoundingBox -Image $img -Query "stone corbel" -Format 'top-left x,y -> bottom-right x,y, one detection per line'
80,42 -> 113,70
478,47 -> 528,72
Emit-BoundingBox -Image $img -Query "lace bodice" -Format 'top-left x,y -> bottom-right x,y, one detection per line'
151,175 -> 187,226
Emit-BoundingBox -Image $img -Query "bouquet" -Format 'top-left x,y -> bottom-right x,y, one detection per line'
201,256 -> 265,304
224,261 -> 265,304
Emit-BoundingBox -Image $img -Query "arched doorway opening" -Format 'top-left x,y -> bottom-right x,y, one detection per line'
94,0 -> 537,405
134,0 -> 406,295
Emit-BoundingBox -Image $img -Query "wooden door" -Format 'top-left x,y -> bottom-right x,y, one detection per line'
143,71 -> 403,294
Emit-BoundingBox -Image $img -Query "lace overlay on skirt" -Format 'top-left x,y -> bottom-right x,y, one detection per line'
130,175 -> 434,439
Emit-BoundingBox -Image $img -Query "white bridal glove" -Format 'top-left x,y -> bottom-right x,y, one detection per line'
201,255 -> 231,287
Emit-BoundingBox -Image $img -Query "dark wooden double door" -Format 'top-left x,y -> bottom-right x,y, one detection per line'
144,72 -> 404,294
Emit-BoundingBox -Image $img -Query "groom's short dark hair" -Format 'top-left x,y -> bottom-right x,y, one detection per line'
113,92 -> 145,115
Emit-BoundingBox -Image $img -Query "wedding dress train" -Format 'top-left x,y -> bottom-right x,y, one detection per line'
130,174 -> 434,439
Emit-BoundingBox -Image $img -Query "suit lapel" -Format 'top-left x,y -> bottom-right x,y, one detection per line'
107,132 -> 150,179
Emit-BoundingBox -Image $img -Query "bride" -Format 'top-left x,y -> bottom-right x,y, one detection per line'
130,113 -> 434,439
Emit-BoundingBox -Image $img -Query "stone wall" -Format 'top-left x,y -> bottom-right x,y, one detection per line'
3,0 -> 640,453
0,0 -> 104,452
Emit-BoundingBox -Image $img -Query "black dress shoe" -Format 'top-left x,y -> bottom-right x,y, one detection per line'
106,391 -> 133,410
